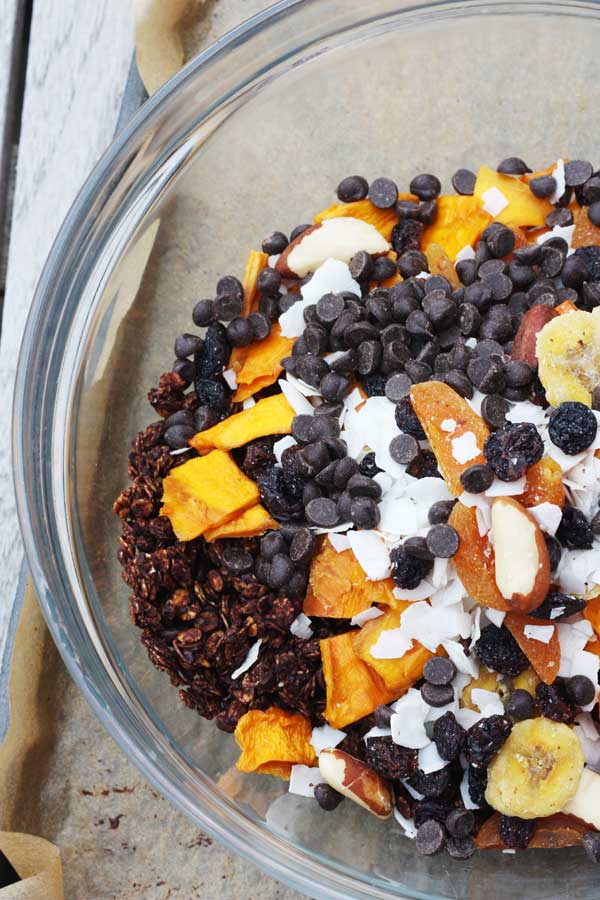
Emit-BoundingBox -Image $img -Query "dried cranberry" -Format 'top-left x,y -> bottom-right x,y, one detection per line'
395,395 -> 427,439
241,437 -> 276,476
499,815 -> 537,849
474,625 -> 529,677
406,449 -> 442,479
360,373 -> 388,396
359,451 -> 382,478
530,591 -> 586,621
483,422 -> 544,481
390,545 -> 433,589
467,715 -> 512,767
365,737 -> 418,781
408,764 -> 458,800
391,219 -> 425,255
557,506 -> 594,549
536,682 -> 576,724
255,468 -> 304,521
574,246 -> 600,281
433,712 -> 466,762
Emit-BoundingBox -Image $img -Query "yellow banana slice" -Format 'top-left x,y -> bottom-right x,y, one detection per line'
537,307 -> 600,407
485,719 -> 584,818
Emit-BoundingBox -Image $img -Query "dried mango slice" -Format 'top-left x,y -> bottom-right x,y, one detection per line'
232,324 -> 295,401
190,393 -> 295,454
448,502 -> 509,611
584,595 -> 600,638
351,605 -> 433,695
474,165 -> 552,228
321,632 -> 393,729
572,204 -> 600,249
422,195 -> 492,261
476,811 -> 588,850
161,450 -> 259,540
556,299 -> 578,316
234,707 -> 317,779
425,242 -> 460,288
537,307 -> 600,406
410,381 -> 490,496
303,537 -> 397,618
204,503 -> 277,542
229,250 -> 270,374
504,612 -> 560,685
314,196 -> 416,241
518,457 -> 565,509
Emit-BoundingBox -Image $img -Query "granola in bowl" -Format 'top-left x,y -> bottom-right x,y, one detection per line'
114,157 -> 600,862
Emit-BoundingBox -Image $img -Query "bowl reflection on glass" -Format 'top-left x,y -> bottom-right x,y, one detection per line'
14,1 -> 600,897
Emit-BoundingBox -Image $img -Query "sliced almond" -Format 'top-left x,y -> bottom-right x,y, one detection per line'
276,217 -> 390,278
491,496 -> 550,614
318,748 -> 393,819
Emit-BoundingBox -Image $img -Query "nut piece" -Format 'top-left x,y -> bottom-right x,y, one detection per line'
491,496 -> 550,613
511,305 -> 557,368
275,217 -> 390,278
562,767 -> 600,829
318,748 -> 393,819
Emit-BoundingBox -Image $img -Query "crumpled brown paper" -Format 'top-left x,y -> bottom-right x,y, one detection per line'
135,0 -> 207,94
0,833 -> 63,899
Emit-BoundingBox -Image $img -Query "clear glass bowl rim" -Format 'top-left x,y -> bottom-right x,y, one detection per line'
13,1 -> 600,898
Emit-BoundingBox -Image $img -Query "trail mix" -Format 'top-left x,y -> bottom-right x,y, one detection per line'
115,157 -> 600,862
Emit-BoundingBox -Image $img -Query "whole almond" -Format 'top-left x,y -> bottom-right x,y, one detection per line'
512,306 -> 557,368
318,748 -> 393,819
275,217 -> 389,278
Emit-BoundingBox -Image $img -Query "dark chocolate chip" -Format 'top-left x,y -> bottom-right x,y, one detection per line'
337,175 -> 369,202
424,656 -> 456,686
452,168 -> 476,195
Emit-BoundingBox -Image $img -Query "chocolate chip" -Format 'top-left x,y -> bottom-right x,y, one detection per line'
303,324 -> 328,356
405,360 -> 432,383
504,359 -> 534,388
424,656 -> 456,686
467,357 -> 505,394
478,259 -> 506,279
337,175 -> 369,202
345,321 -> 380,347
314,783 -> 344,811
452,168 -> 476,195
404,536 -> 434,560
426,524 -> 460,558
416,200 -> 438,226
458,303 -> 481,336
346,473 -> 382,499
215,293 -> 244,321
297,441 -> 330,477
368,177 -> 399,209
455,259 -> 478,287
416,819 -> 446,856
349,250 -> 373,281
507,689 -> 535,722
303,481 -> 322,504
164,424 -> 195,449
583,283 -> 600,310
226,317 -> 253,346
421,682 -> 455,708
406,309 -> 433,337
565,674 -> 596,707
389,433 -> 420,465
290,223 -> 311,241
464,281 -> 493,313
260,530 -> 289,559
396,199 -> 420,220
565,160 -> 593,188
350,496 -> 380,529
422,291 -> 457,330
296,354 -> 329,387
588,201 -> 600,227
316,292 -> 345,325
410,173 -> 441,200
446,836 -> 476,859
357,340 -> 382,375
428,500 -> 456,525
486,225 -> 515,259
398,250 -> 429,278
220,544 -> 254,575
289,528 -> 316,565
514,243 -> 542,266
459,463 -> 494,493
581,177 -> 600,206
193,405 -> 218,432
444,369 -> 473,399
330,457 -> 358,489
174,333 -> 204,359
172,359 -> 195,385
497,157 -> 531,175
291,414 -> 315,444
261,231 -> 288,254
383,373 -> 411,402
382,340 -> 411,371
305,497 -> 338,527
446,808 -> 475,838
248,312 -> 271,341
320,372 -> 350,402
540,245 -> 566,278
507,261 -> 535,289
372,257 -> 398,282
529,175 -> 556,199
545,533 -> 562,572
192,298 -> 215,326
374,704 -> 393,728
545,207 -> 574,228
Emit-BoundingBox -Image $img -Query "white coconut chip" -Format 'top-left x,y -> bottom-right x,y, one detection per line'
455,244 -> 476,263
485,476 -> 526,497
485,609 -> 506,627
231,639 -> 262,680
222,367 -> 237,389
441,418 -> 457,433
505,401 -> 548,427
418,742 -> 448,774
242,397 -> 256,410
544,438 -> 587,473
527,502 -> 562,536
370,627 -> 413,660
401,779 -> 425,801
390,690 -> 430,749
482,186 -> 509,217
289,765 -> 325,797
394,808 -> 418,839
290,613 -> 313,640
278,378 -> 314,415
347,530 -> 391,581
476,506 -> 492,537
470,689 -> 504,716
451,431 -> 481,464
350,606 -> 385,628
328,532 -> 351,553
574,726 -> 600,769
286,371 -> 321,397
363,725 -> 392,742
523,624 -> 555,644
550,159 -> 566,205
310,724 -> 346,755
273,435 -> 297,465
392,581 -> 435,603
557,547 -> 600,596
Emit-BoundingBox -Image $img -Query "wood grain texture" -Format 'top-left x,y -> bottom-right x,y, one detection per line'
0,0 -> 134,664
0,0 -> 25,284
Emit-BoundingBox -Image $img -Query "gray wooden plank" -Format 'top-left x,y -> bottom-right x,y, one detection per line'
0,0 -> 134,666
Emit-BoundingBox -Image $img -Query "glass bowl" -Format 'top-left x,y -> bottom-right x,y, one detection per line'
14,0 -> 600,896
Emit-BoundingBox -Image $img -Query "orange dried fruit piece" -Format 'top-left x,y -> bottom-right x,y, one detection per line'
204,503 -> 277,542
474,165 -> 552,228
190,393 -> 295,454
448,502 -> 509,611
422,195 -> 492,261
303,536 -> 397,618
425,242 -> 460,288
229,250 -> 270,373
504,612 -> 560,685
584,595 -> 600,638
572,204 -> 600,249
232,324 -> 295,401
320,632 -> 393,729
352,605 -> 433,696
476,811 -> 589,850
518,457 -> 565,509
556,299 -> 578,316
410,381 -> 490,496
314,196 -> 416,241
160,450 -> 259,541
234,707 -> 317,779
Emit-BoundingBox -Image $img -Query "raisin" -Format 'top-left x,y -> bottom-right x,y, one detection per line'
548,401 -> 598,454
255,468 -> 304,521
467,715 -> 512,767
530,591 -> 586,621
467,764 -> 488,806
391,219 -> 425,255
395,395 -> 427,439
365,737 -> 418,781
195,322 -> 230,379
406,449 -> 442,479
483,422 -> 544,481
281,445 -> 306,500
499,815 -> 537,849
408,764 -> 458,800
474,625 -> 529,677
536,682 -> 576,724
195,377 -> 231,412
574,246 -> 600,282
359,451 -> 382,478
433,711 -> 466,762
241,437 -> 276,476
413,800 -> 452,828
360,373 -> 387,396
390,545 -> 433,589
557,506 -> 594,549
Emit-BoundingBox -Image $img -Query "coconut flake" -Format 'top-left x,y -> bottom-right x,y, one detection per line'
290,613 -> 313,640
455,706 -> 482,730
222,368 -> 237,389
231,639 -> 262,680
549,605 -> 566,620
460,770 -> 480,809
289,765 -> 325,797
471,688 -> 504,716
544,438 -> 587,473
286,371 -> 321,398
363,725 -> 392,742
443,639 -> 479,678
273,435 -> 297,465
574,726 -> 600,769
557,547 -> 600,596
455,244 -> 476,263
550,159 -> 566,205
371,627 -> 413,659
451,432 -> 480,464
486,609 -> 506,627
527,502 -> 562,536
418,742 -> 448,774
347,530 -> 391,581
476,505 -> 492,537
392,581 -> 435,603
329,532 -> 351,553
390,690 -> 430,749
432,556 -> 450,589
523,624 -> 555,644
441,418 -> 457,433
278,378 -> 314,415
351,606 -> 385,627
485,476 -> 526,497
393,808 -> 418,839
279,258 -> 360,336
482,186 -> 509,216
506,401 -> 548,427
242,397 -> 256,410
310,724 -> 346,755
